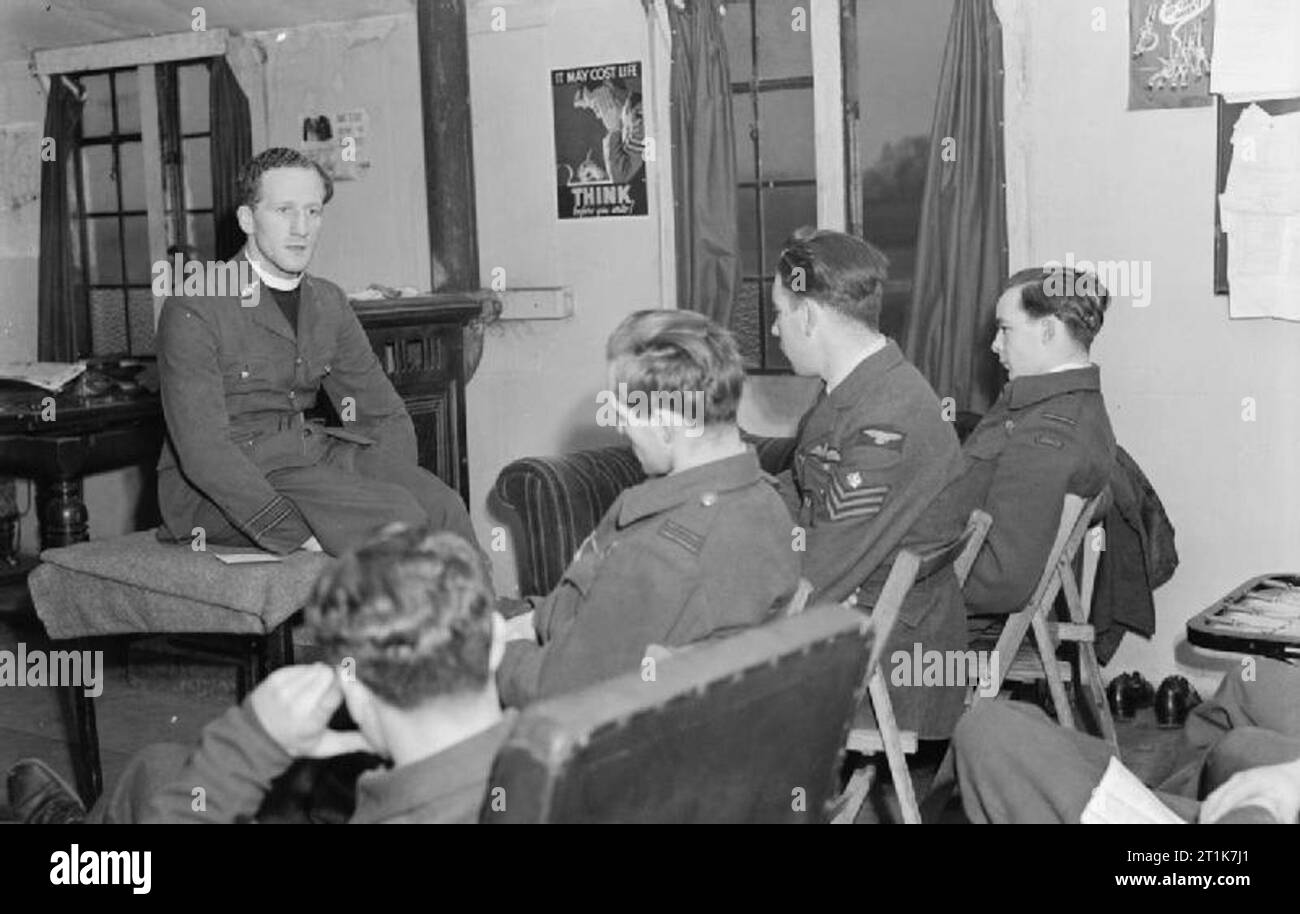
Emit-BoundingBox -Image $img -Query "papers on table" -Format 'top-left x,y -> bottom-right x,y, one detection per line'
1219,105 -> 1300,320
1081,757 -> 1186,825
0,361 -> 87,392
213,551 -> 283,565
1211,0 -> 1300,103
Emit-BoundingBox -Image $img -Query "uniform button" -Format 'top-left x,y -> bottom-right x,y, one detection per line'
700,492 -> 717,506
295,357 -> 303,365
288,391 -> 296,399
1004,419 -> 1014,431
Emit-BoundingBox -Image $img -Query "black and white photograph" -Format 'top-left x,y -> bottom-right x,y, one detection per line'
0,0 -> 1295,894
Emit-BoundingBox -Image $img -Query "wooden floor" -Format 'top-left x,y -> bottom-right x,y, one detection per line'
0,576 -> 230,821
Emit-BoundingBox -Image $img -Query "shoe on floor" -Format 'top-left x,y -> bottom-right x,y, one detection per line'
6,759 -> 87,824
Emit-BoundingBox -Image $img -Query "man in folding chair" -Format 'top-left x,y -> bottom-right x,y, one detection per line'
770,228 -> 971,747
951,264 -> 1116,619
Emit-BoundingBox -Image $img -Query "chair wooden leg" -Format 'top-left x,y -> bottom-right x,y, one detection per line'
1059,564 -> 1119,753
867,669 -> 920,824
66,679 -> 102,808
1079,644 -> 1119,753
1031,611 -> 1075,729
830,763 -> 877,825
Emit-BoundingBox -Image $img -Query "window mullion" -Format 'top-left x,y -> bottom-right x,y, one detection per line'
138,63 -> 168,326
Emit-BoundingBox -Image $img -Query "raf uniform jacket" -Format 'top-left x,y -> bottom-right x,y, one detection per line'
497,450 -> 801,709
155,255 -> 415,554
955,365 -> 1116,615
792,341 -> 969,738
97,700 -> 517,824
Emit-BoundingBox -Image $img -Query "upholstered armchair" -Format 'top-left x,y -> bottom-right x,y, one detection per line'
493,435 -> 798,598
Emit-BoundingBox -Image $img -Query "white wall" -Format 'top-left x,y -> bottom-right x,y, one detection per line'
1001,0 -> 1300,691
466,0 -> 674,597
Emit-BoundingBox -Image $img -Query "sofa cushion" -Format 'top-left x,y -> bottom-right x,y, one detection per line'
29,531 -> 331,640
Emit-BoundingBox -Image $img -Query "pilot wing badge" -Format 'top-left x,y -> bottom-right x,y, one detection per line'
861,428 -> 904,449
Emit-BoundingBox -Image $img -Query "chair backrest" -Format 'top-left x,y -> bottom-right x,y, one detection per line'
479,604 -> 871,823
1023,491 -> 1107,616
863,510 -> 990,677
953,509 -> 993,588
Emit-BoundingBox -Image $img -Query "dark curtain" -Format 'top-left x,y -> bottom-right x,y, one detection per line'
210,57 -> 252,261
901,0 -> 1007,415
37,77 -> 86,361
660,0 -> 739,324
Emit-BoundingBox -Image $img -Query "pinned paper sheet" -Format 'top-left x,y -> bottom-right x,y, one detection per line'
1081,757 -> 1186,825
1219,105 -> 1300,320
1211,0 -> 1300,102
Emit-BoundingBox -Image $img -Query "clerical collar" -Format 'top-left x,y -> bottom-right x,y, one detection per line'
826,336 -> 887,394
244,246 -> 303,291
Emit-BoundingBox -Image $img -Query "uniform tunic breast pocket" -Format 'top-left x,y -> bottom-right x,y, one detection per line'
220,357 -> 277,394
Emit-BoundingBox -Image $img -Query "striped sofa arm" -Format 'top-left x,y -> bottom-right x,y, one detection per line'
493,436 -> 798,598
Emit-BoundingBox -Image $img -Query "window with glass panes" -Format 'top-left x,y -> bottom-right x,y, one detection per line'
75,60 -> 212,358
722,0 -> 816,372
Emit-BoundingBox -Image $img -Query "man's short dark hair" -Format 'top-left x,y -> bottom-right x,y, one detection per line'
776,227 -> 890,330
237,147 -> 334,210
1006,265 -> 1109,349
605,309 -> 746,427
306,526 -> 493,709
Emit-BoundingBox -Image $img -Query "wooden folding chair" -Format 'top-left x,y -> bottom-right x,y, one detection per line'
964,492 -> 1117,750
829,509 -> 992,825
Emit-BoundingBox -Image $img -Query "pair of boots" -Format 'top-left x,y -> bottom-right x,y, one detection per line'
1106,672 -> 1202,726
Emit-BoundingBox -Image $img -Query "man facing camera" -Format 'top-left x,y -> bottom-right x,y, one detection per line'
772,228 -> 969,740
6,527 -> 513,824
495,310 -> 801,708
953,266 -> 1116,614
155,146 -> 475,556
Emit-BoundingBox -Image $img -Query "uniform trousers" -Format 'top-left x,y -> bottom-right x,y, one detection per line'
196,437 -> 476,554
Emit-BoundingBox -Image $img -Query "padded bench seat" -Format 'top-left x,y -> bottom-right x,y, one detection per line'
29,531 -> 330,640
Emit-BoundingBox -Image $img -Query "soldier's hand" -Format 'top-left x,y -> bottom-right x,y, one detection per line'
249,664 -> 372,759
1199,757 -> 1300,824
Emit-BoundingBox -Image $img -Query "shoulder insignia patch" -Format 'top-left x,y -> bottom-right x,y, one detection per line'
861,427 -> 905,450
1035,433 -> 1064,449
659,518 -> 705,555
1042,412 -> 1077,427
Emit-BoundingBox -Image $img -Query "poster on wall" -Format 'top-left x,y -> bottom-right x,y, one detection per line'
1129,0 -> 1215,109
299,108 -> 372,181
552,60 -> 647,219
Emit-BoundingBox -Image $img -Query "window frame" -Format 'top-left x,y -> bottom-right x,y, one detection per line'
724,0 -> 856,374
70,59 -> 215,359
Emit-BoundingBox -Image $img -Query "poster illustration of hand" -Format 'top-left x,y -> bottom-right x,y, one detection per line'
1129,0 -> 1215,109
552,60 -> 648,219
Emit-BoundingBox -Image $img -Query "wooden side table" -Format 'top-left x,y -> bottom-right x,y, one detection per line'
0,384 -> 164,551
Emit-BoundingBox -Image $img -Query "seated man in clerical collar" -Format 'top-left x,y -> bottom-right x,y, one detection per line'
154,146 -> 475,558
8,526 -> 514,824
953,265 -> 1117,615
494,309 -> 802,708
